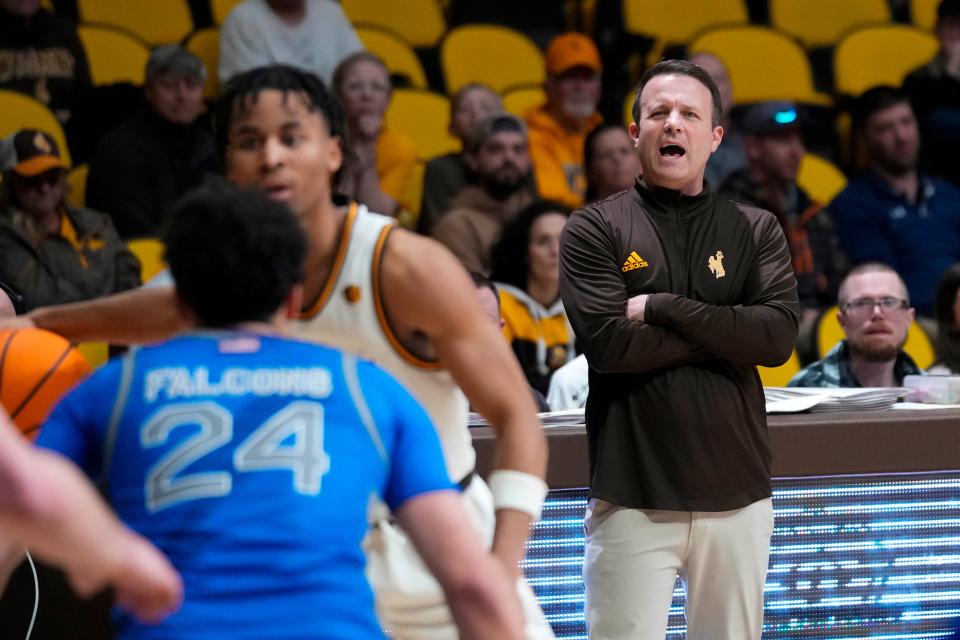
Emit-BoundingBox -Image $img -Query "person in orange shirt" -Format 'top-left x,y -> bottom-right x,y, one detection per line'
525,33 -> 603,209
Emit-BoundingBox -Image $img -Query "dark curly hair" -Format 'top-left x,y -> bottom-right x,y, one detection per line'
213,64 -> 346,187
490,200 -> 571,292
163,179 -> 306,328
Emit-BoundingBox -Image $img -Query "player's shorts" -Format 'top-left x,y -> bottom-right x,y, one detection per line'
364,473 -> 555,640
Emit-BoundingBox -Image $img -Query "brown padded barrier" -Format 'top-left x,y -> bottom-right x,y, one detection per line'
471,409 -> 960,489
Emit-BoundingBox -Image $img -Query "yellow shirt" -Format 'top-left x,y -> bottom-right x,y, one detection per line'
497,283 -> 575,394
525,106 -> 602,210
376,128 -> 418,211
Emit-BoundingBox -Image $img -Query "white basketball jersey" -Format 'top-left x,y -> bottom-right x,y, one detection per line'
291,204 -> 475,481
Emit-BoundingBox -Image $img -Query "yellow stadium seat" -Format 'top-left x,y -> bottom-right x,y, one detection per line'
78,25 -> 150,86
385,89 -> 459,161
502,84 -> 546,119
127,237 -> 167,283
758,349 -> 801,387
441,25 -> 545,95
0,91 -> 71,167
623,90 -> 638,127
690,26 -> 831,105
797,153 -> 846,205
75,341 -> 110,368
912,0 -> 940,30
186,27 -> 221,99
623,0 -> 748,66
816,305 -> 936,369
78,0 -> 194,46
211,0 -> 243,24
342,0 -> 445,48
66,164 -> 88,208
834,25 -> 939,97
770,0 -> 890,48
356,25 -> 428,90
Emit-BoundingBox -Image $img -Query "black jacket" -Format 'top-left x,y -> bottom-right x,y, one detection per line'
0,8 -> 91,120
86,108 -> 217,239
559,179 -> 799,511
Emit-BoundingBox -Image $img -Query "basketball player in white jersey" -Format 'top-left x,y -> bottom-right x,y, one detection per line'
9,66 -> 554,639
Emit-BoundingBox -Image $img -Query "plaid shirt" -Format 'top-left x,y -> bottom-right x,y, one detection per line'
788,341 -> 922,388
720,169 -> 847,310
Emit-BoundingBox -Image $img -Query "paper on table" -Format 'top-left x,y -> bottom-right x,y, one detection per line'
468,408 -> 586,428
765,396 -> 828,414
891,402 -> 960,410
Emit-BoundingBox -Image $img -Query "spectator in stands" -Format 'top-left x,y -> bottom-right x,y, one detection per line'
790,263 -> 921,387
218,0 -> 362,85
490,200 -> 574,395
0,129 -> 140,309
525,32 -> 602,209
690,51 -> 747,187
583,123 -> 640,203
0,0 -> 91,124
86,46 -> 217,240
545,353 -> 587,411
929,262 -> 960,374
720,101 -> 847,356
470,271 -> 550,412
333,52 -> 417,221
431,114 -> 536,274
904,0 -> 960,185
418,83 -> 503,234
828,86 -> 960,317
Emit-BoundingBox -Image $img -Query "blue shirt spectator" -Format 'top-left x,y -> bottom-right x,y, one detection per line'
829,170 -> 960,316
828,86 -> 960,316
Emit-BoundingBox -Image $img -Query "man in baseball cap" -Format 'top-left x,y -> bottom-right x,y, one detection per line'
0,128 -> 141,309
526,32 -> 604,209
2,129 -> 68,177
720,101 -> 847,358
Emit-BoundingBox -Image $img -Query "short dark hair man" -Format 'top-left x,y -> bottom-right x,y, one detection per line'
35,182 -> 525,639
828,85 -> 960,317
431,113 -> 537,274
790,263 -> 922,388
560,59 -> 799,639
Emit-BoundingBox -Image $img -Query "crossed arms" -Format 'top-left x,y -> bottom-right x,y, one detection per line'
559,209 -> 800,374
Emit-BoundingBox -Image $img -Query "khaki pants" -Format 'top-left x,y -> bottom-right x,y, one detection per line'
584,498 -> 774,640
365,475 -> 555,640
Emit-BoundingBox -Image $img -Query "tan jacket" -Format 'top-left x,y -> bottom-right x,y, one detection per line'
430,185 -> 534,274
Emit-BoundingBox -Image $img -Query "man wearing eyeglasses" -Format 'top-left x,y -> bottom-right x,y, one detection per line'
789,263 -> 922,388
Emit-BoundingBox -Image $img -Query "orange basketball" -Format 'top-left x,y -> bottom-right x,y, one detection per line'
0,328 -> 92,439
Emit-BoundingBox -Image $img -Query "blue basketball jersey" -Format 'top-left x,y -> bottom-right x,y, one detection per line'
38,332 -> 454,640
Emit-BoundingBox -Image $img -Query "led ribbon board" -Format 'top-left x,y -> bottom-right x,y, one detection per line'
524,472 -> 960,638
